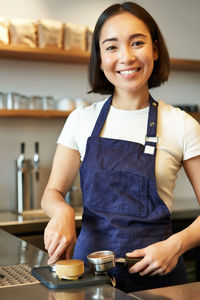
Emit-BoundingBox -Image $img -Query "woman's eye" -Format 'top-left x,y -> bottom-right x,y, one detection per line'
132,41 -> 144,47
106,45 -> 117,51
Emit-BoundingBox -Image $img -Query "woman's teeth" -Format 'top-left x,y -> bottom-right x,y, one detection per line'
119,69 -> 139,75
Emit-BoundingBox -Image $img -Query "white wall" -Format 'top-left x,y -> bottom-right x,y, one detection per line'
0,0 -> 199,211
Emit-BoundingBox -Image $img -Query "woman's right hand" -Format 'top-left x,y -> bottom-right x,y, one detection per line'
41,145 -> 81,265
44,204 -> 77,265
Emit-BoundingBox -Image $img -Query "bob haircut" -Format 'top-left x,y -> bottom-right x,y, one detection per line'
88,1 -> 170,95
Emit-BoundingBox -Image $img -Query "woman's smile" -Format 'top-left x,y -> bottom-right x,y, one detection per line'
117,67 -> 141,78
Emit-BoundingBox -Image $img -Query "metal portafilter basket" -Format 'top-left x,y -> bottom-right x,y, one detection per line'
87,250 -> 142,275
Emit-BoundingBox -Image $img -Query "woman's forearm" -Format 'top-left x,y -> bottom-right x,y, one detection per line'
41,145 -> 81,218
169,215 -> 200,256
41,187 -> 73,218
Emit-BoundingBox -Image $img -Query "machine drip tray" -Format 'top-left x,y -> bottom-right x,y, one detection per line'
0,264 -> 39,288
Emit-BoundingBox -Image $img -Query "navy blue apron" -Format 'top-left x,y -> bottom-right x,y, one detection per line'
73,94 -> 188,292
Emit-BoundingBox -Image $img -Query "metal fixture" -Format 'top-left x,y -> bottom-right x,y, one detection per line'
0,264 -> 39,288
33,142 -> 39,181
16,142 -> 40,214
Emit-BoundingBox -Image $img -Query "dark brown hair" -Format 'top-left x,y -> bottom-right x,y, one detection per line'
88,1 -> 170,95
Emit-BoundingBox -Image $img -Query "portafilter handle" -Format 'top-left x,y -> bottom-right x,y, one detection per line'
116,256 -> 143,268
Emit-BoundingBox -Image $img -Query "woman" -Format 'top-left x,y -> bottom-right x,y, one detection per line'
41,2 -> 200,292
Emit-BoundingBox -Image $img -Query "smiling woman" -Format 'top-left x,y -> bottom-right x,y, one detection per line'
88,2 -> 170,96
41,1 -> 200,294
99,12 -> 158,108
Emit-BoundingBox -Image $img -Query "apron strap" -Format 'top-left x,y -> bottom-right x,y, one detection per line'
91,95 -> 112,137
144,95 -> 159,155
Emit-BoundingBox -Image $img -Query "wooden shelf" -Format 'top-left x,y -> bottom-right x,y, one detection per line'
170,59 -> 200,71
0,44 -> 90,64
0,44 -> 200,70
190,112 -> 200,122
0,109 -> 71,118
0,109 -> 199,121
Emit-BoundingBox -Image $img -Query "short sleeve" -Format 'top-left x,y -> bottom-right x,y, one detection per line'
57,108 -> 80,151
182,113 -> 200,161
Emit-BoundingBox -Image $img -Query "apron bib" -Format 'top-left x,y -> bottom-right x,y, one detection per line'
73,95 -> 188,292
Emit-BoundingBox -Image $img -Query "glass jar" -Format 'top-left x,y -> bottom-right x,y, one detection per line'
0,92 -> 7,109
43,96 -> 56,110
29,95 -> 43,110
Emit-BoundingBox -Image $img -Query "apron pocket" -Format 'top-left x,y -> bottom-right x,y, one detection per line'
81,165 -> 148,217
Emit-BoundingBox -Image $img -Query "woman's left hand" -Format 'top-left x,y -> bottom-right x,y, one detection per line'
127,235 -> 181,276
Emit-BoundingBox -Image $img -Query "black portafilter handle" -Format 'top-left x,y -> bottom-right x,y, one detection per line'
116,256 -> 143,268
21,142 -> 25,154
125,256 -> 143,268
35,141 -> 39,154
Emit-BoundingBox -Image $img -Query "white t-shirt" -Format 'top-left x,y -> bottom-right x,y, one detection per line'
57,98 -> 200,212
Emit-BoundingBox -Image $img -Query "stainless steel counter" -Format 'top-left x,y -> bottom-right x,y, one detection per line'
0,207 -> 83,234
131,281 -> 200,300
1,229 -> 200,299
0,207 -> 199,235
0,229 -> 133,300
0,229 -> 48,267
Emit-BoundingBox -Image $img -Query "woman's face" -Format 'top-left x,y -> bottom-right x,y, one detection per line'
99,12 -> 158,96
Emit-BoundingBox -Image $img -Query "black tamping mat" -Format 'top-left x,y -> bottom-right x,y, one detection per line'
31,266 -> 112,289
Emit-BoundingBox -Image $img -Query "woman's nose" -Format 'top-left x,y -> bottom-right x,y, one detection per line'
119,47 -> 135,64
